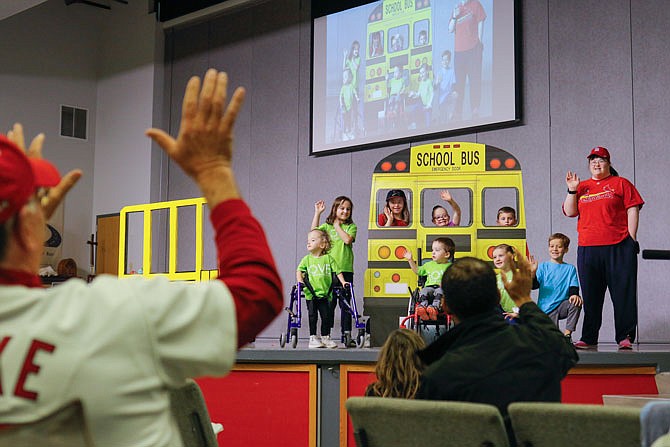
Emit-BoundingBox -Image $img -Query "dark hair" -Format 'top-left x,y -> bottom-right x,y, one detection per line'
385,190 -> 410,222
433,237 -> 456,261
325,196 -> 353,225
497,206 -> 516,219
442,257 -> 499,320
548,233 -> 570,248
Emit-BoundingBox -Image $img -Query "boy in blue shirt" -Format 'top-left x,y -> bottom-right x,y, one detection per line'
530,233 -> 583,339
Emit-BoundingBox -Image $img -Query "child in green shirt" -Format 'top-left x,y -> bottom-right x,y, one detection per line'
404,237 -> 455,320
297,229 -> 347,348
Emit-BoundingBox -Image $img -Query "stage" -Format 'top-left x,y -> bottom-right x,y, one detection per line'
194,341 -> 670,447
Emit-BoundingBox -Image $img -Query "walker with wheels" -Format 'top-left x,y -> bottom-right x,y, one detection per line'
334,283 -> 368,348
279,282 -> 304,349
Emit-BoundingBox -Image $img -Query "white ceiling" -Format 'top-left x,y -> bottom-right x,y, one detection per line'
0,0 -> 49,21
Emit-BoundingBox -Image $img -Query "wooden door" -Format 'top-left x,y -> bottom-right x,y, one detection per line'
96,214 -> 120,276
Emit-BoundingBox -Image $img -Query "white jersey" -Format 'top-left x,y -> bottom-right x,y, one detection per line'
0,274 -> 237,447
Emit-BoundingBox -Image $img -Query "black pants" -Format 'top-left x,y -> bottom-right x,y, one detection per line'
307,298 -> 331,337
577,236 -> 639,344
329,272 -> 354,336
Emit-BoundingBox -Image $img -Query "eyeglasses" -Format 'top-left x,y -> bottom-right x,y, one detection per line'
589,158 -> 608,165
433,214 -> 449,220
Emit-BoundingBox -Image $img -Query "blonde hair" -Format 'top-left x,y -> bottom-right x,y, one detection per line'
366,329 -> 426,399
309,229 -> 332,254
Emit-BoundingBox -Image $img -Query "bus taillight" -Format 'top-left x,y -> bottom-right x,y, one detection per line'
381,161 -> 392,172
378,246 -> 391,259
487,246 -> 496,259
395,246 -> 407,259
391,273 -> 401,283
490,158 -> 501,169
395,161 -> 407,171
505,158 -> 517,169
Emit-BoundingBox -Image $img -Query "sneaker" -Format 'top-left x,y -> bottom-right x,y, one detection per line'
415,306 -> 429,321
343,331 -> 357,348
573,340 -> 597,350
618,337 -> 633,350
363,333 -> 371,348
321,335 -> 337,349
308,335 -> 324,348
427,306 -> 438,321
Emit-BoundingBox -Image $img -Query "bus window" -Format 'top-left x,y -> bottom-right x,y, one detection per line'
388,25 -> 408,53
420,188 -> 472,227
414,20 -> 429,47
377,188 -> 412,227
369,31 -> 384,57
483,187 -> 519,227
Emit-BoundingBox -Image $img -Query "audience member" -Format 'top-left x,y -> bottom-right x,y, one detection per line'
365,329 -> 426,398
0,69 -> 283,446
416,256 -> 578,445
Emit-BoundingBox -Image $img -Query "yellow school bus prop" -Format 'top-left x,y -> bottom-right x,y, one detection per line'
118,197 -> 217,281
365,0 -> 432,112
365,141 -> 527,299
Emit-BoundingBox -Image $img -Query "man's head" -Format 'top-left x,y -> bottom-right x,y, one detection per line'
0,134 -> 60,263
441,257 -> 499,321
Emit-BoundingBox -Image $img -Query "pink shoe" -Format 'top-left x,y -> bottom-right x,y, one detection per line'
573,340 -> 597,350
618,337 -> 633,350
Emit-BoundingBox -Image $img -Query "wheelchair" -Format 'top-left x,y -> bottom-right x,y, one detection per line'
401,277 -> 454,343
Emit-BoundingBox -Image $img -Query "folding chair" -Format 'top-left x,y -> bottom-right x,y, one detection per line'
345,396 -> 509,447
509,402 -> 641,447
169,379 -> 219,447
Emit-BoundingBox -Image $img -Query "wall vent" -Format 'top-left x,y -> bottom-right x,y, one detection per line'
60,105 -> 88,140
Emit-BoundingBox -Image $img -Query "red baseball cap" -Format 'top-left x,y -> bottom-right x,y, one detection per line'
587,146 -> 610,161
0,134 -> 61,223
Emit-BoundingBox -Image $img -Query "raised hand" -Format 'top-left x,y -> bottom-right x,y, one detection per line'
7,123 -> 82,220
503,254 -> 533,306
566,171 -> 580,191
314,200 -> 326,214
146,69 -> 245,207
440,189 -> 453,202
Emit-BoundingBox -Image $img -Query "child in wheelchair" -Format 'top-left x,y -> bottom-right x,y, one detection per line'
297,229 -> 348,348
404,237 -> 455,321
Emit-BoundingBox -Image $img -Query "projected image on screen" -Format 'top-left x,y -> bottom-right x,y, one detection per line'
312,0 -> 518,154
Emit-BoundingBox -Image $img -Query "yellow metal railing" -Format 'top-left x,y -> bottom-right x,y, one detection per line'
118,197 -> 217,281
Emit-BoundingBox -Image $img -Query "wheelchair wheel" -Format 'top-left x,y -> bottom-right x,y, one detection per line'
290,328 -> 298,349
279,332 -> 287,348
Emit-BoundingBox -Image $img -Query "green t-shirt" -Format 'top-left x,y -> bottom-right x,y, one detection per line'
345,56 -> 361,91
297,253 -> 340,300
317,222 -> 357,273
497,270 -> 516,312
418,78 -> 434,107
417,261 -> 451,287
340,84 -> 355,111
389,77 -> 405,96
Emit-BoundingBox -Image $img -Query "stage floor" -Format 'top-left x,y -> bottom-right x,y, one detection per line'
239,339 -> 670,371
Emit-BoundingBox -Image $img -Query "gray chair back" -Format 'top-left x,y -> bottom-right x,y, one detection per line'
0,400 -> 94,447
642,401 -> 670,447
169,379 -> 219,447
345,396 -> 509,447
509,402 -> 641,447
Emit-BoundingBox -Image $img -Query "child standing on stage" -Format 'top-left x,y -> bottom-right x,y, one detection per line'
297,229 -> 348,349
313,197 -> 357,347
492,244 -> 519,318
530,233 -> 583,339
404,237 -> 455,321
